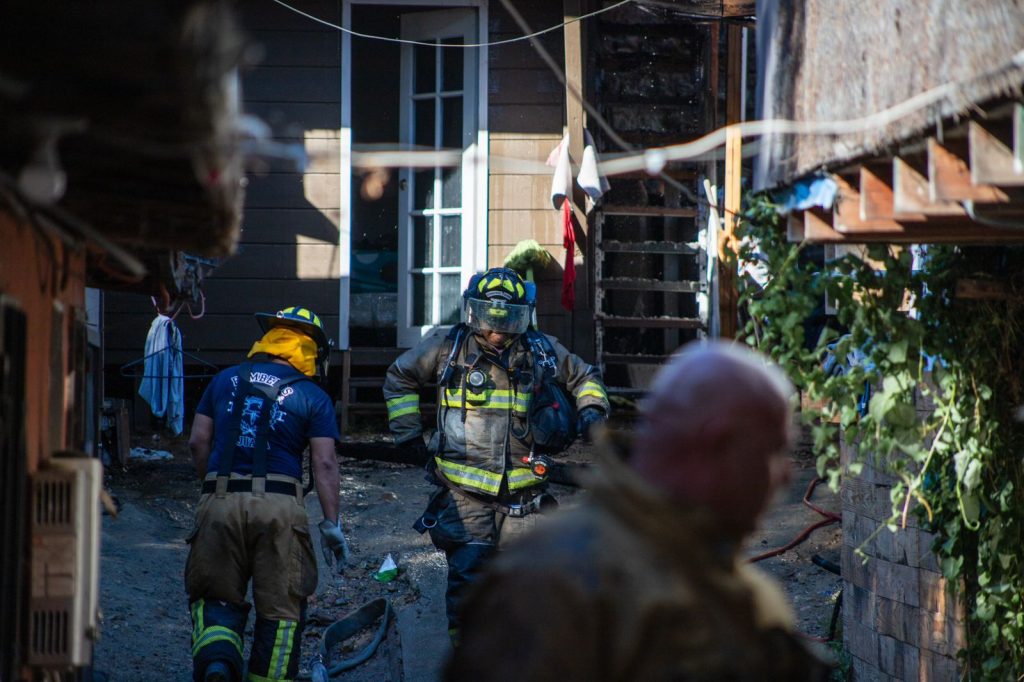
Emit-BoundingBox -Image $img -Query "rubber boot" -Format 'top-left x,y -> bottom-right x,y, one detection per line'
204,661 -> 231,682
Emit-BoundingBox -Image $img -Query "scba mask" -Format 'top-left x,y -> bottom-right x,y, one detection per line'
464,297 -> 532,335
462,268 -> 536,336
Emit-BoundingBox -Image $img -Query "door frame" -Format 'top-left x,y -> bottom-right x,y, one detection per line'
339,0 -> 489,350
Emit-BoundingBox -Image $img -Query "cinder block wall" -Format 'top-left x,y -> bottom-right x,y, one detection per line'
840,436 -> 965,681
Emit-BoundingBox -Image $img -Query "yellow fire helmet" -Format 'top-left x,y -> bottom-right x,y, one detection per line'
254,306 -> 333,376
462,268 -> 535,335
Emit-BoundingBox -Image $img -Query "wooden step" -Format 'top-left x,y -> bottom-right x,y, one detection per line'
605,386 -> 648,398
601,352 -> 671,365
601,239 -> 699,255
599,278 -> 700,293
608,169 -> 699,181
599,205 -> 698,218
597,315 -> 703,329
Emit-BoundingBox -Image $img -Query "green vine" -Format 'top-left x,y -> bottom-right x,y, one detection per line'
737,194 -> 1024,678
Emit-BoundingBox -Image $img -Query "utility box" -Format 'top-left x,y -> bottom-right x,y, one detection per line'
28,457 -> 102,669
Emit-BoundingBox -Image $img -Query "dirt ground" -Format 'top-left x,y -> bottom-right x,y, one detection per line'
92,429 -> 842,681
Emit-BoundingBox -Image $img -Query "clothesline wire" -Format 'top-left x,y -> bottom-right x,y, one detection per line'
268,0 -> 633,48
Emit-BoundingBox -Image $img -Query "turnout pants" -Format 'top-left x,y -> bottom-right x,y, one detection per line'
421,487 -> 540,636
185,474 -> 318,681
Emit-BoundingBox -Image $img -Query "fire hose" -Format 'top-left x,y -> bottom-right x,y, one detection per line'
296,598 -> 391,680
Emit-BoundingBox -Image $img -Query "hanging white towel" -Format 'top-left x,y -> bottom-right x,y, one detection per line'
576,130 -> 610,201
548,134 -> 572,210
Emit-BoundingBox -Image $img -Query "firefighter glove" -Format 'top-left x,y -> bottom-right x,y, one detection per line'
576,407 -> 606,443
318,518 -> 351,574
401,437 -> 431,468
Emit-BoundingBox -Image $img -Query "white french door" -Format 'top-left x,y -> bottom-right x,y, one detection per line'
397,9 -> 480,347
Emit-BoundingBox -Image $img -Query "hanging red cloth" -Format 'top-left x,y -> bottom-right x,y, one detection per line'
561,199 -> 576,311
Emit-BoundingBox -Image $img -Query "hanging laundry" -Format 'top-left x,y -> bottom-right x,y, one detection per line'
561,200 -> 576,311
548,134 -> 572,210
575,130 -> 610,201
138,314 -> 185,435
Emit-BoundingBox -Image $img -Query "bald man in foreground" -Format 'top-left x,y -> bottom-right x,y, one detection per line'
446,342 -> 833,681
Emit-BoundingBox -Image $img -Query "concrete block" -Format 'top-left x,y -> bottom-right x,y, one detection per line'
846,618 -> 880,668
902,643 -> 920,681
920,648 -> 959,680
848,584 -> 876,624
873,560 -> 921,608
851,654 -> 883,682
842,546 -> 871,590
916,531 -> 942,572
900,605 -> 922,648
917,608 -> 953,657
878,634 -> 899,675
874,595 -> 903,641
919,570 -> 962,620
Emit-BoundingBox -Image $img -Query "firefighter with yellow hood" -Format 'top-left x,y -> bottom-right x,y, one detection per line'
185,306 -> 349,682
383,267 -> 610,639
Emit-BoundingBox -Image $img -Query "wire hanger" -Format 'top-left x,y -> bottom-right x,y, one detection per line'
119,346 -> 221,380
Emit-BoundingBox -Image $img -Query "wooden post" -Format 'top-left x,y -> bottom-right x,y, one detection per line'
563,0 -> 595,360
719,24 -> 743,339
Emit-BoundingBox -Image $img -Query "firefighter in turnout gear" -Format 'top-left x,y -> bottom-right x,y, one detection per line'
383,267 -> 610,638
185,307 -> 348,682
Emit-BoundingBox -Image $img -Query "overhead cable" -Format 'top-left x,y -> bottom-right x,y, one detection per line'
268,0 -> 632,48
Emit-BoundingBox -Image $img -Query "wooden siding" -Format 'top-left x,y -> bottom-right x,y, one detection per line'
1,211 -> 87,470
103,0 -> 342,367
488,0 -> 565,136
105,0 -> 579,367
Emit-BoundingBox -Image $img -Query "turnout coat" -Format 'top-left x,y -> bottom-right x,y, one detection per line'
383,325 -> 609,497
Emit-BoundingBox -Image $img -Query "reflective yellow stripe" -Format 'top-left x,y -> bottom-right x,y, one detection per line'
190,600 -> 204,646
248,673 -> 289,682
267,620 -> 294,680
387,395 -> 420,420
436,457 -> 502,495
513,393 -> 531,415
441,389 -> 520,411
508,467 -> 544,490
578,381 -> 607,400
192,625 -> 242,658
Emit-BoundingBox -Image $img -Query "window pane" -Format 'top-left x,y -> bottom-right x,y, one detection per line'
413,216 -> 433,269
440,216 -> 461,267
414,170 -> 434,211
442,96 -> 463,149
442,38 -> 463,91
412,273 -> 432,326
441,166 -> 461,209
415,99 -> 435,148
414,44 -> 435,94
440,274 -> 462,325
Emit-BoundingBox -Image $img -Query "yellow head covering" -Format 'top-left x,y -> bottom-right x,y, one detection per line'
248,327 -> 318,377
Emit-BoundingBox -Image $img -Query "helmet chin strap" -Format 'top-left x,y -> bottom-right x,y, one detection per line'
475,330 -> 517,353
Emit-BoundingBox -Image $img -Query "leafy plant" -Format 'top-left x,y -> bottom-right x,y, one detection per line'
737,194 -> 1024,678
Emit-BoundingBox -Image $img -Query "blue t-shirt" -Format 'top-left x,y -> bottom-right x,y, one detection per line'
196,361 -> 340,479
